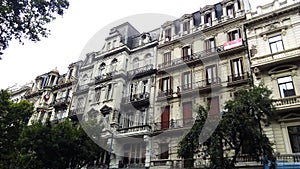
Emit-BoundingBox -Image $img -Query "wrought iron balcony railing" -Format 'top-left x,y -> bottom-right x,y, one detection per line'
178,77 -> 221,93
127,64 -> 154,77
153,118 -> 194,131
94,72 -> 115,84
122,92 -> 150,103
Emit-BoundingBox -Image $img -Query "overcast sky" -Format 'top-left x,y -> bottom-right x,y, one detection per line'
0,0 -> 273,90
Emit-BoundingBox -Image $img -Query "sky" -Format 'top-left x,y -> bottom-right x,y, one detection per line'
0,0 -> 273,90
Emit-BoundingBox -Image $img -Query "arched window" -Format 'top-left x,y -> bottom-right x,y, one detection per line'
144,54 -> 152,65
111,59 -> 118,72
133,58 -> 139,70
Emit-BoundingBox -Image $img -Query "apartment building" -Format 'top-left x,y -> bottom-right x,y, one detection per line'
25,63 -> 79,124
70,22 -> 160,168
152,0 -> 251,168
245,0 -> 300,156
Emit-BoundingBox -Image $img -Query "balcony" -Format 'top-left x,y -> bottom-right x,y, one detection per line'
117,124 -> 151,134
227,73 -> 249,86
251,47 -> 300,68
157,89 -> 174,101
52,97 -> 71,108
273,95 -> 300,111
74,84 -> 89,95
127,64 -> 156,79
157,42 -> 245,73
178,78 -> 222,96
68,107 -> 84,121
153,118 -> 194,131
121,92 -> 150,108
94,72 -> 115,84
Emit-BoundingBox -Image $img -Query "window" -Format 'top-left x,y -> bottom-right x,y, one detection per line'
204,13 -> 212,26
68,69 -> 73,79
228,30 -> 240,41
111,59 -> 117,72
205,38 -> 216,53
122,143 -> 146,166
183,21 -> 190,33
112,40 -> 117,48
160,143 -> 169,159
288,125 -> 300,153
133,58 -> 139,70
227,4 -> 235,18
142,80 -> 149,94
160,77 -> 172,95
165,28 -> 171,41
277,76 -> 295,98
161,106 -> 170,130
183,102 -> 193,126
107,42 -> 111,50
269,35 -> 284,53
230,58 -> 244,81
163,52 -> 171,65
95,88 -> 101,102
207,97 -> 220,116
105,84 -> 113,100
144,54 -> 152,65
175,20 -> 180,34
215,3 -> 223,21
182,71 -> 192,90
130,82 -> 138,100
182,46 -> 191,60
99,63 -> 106,78
206,65 -> 218,84
193,12 -> 201,26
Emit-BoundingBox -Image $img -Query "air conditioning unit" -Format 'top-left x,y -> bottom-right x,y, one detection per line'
216,47 -> 223,52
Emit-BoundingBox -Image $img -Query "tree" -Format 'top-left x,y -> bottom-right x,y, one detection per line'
16,120 -> 107,169
0,0 -> 69,55
178,85 -> 274,169
0,89 -> 34,168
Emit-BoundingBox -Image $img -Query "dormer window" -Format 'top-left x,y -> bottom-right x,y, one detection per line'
204,13 -> 212,26
227,4 -> 235,18
165,28 -> 171,41
112,40 -> 117,49
107,42 -> 111,51
183,21 -> 190,34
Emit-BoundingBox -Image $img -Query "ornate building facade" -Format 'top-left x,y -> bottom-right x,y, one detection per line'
245,0 -> 300,157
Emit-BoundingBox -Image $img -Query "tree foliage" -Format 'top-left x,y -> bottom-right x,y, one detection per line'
0,0 -> 69,55
0,90 -> 106,168
0,90 -> 34,168
178,85 -> 274,169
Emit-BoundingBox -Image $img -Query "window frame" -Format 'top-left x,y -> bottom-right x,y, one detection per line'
269,35 -> 284,54
277,76 -> 296,98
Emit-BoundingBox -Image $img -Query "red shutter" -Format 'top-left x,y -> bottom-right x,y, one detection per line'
161,106 -> 170,130
183,102 -> 193,126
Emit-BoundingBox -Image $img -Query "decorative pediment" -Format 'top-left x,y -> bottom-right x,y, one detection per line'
180,14 -> 192,21
100,105 -> 112,116
162,21 -> 173,28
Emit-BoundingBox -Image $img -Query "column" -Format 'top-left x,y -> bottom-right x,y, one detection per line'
200,14 -> 205,29
212,10 -> 217,26
222,5 -> 228,21
144,135 -> 151,168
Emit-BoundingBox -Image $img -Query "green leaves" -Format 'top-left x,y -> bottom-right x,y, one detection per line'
0,0 -> 69,55
178,85 -> 274,168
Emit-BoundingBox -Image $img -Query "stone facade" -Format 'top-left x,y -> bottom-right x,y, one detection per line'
245,0 -> 300,155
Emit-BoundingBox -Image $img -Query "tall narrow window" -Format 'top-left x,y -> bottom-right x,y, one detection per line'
182,46 -> 191,60
183,21 -> 190,34
193,12 -> 201,26
160,143 -> 169,159
161,106 -> 170,130
160,77 -> 172,96
204,13 -> 212,26
277,76 -> 295,98
288,125 -> 300,153
269,35 -> 284,53
206,38 -> 215,53
206,65 -> 218,84
95,88 -> 101,102
110,59 -> 118,72
215,3 -> 223,21
142,80 -> 149,94
228,30 -> 240,41
230,58 -> 244,81
175,20 -> 181,34
163,52 -> 171,65
183,102 -> 193,126
227,4 -> 235,18
106,84 -> 113,100
107,42 -> 111,50
165,28 -> 171,41
99,63 -> 106,78
182,72 -> 192,90
207,97 -> 220,116
133,58 -> 139,70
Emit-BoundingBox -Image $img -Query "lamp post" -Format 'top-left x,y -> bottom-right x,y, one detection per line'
105,129 -> 114,169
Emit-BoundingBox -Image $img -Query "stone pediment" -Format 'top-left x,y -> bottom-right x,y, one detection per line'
162,21 -> 173,28
180,14 -> 192,21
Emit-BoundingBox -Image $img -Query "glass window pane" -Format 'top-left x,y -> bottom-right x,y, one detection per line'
278,76 -> 292,84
